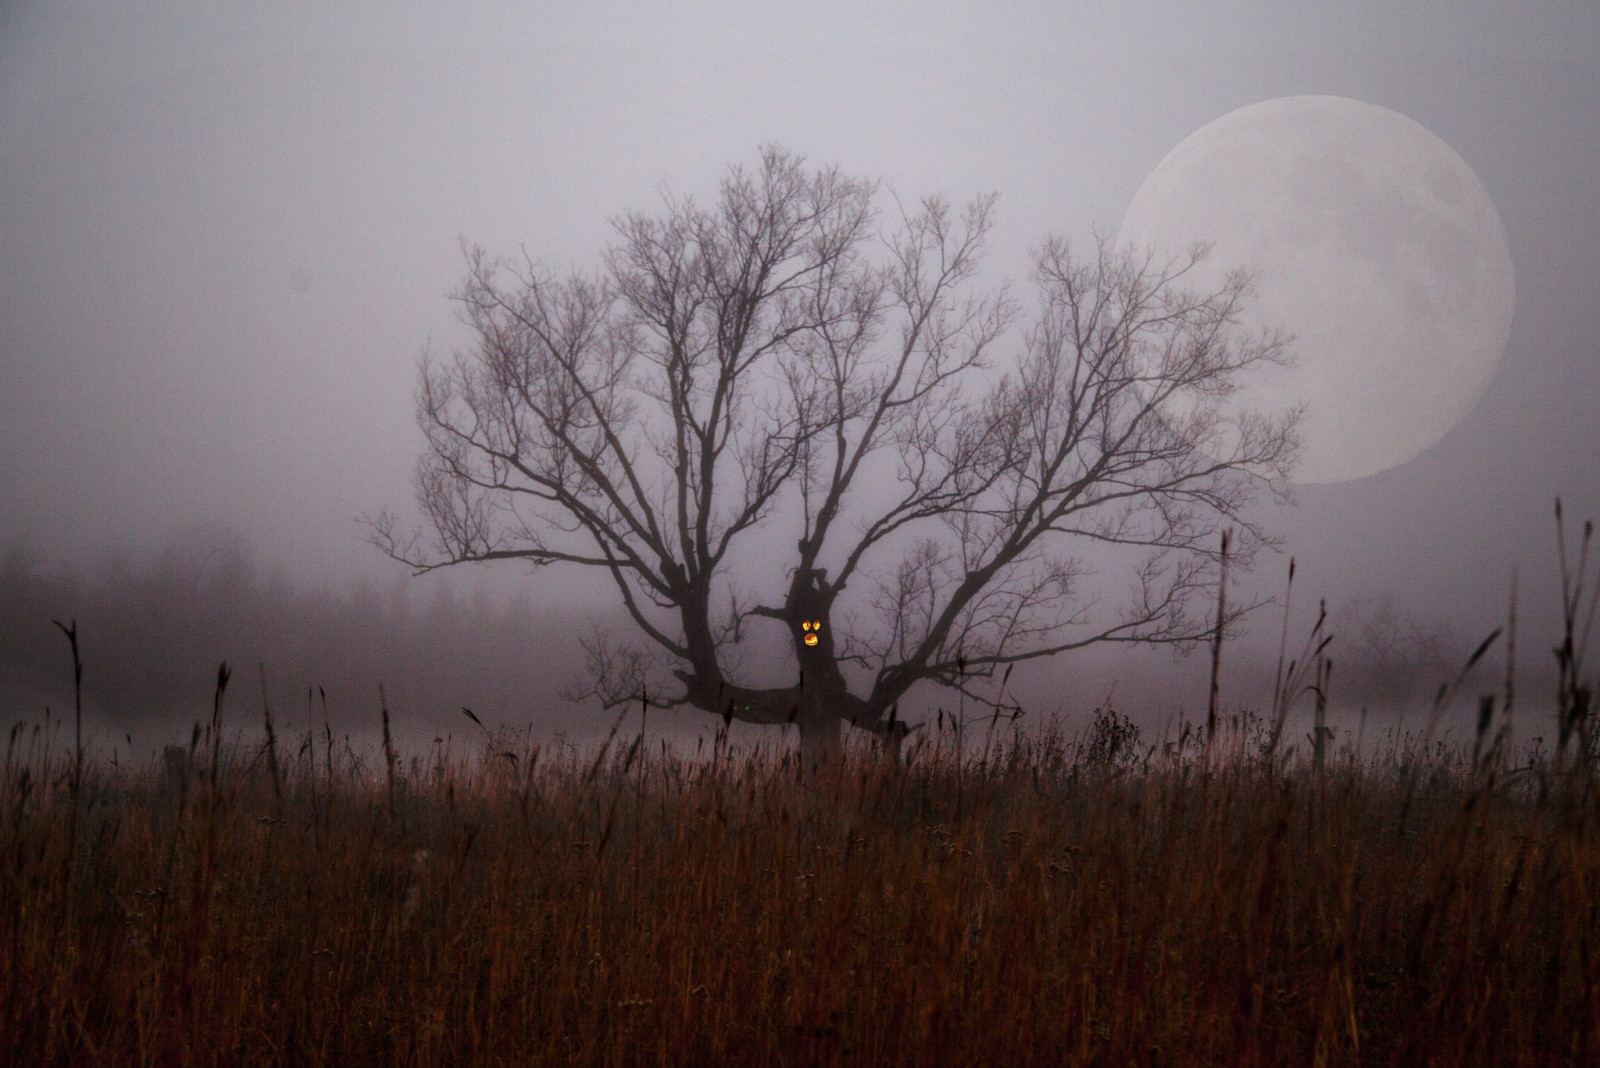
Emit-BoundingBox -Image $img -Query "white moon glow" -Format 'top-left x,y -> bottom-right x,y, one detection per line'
1117,96 -> 1515,483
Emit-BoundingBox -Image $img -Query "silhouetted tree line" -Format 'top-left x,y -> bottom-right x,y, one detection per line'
0,526 -> 581,737
0,523 -> 1505,751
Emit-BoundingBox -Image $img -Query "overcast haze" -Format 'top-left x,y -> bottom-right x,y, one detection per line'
2,2 -> 1596,741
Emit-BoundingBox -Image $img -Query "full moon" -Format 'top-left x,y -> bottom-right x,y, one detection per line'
1117,96 -> 1515,483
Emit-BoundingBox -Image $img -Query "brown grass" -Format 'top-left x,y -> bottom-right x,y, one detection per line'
2,501 -> 1594,1065
1,698 -> 1597,1067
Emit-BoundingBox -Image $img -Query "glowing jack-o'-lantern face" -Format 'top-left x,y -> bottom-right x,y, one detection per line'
801,620 -> 823,647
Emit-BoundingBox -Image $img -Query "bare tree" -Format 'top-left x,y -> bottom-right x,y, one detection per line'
1333,594 -> 1458,708
369,146 -> 1299,764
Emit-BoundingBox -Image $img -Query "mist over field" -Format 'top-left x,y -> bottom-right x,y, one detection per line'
1,2 -> 1595,757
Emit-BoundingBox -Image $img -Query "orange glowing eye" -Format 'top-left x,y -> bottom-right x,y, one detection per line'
802,622 -> 812,631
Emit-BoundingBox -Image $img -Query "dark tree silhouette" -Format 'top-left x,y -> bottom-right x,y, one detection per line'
370,146 -> 1299,763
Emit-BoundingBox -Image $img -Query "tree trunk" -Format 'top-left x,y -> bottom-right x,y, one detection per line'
797,709 -> 843,771
881,724 -> 907,769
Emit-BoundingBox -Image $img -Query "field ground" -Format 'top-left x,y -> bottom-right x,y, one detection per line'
2,703 -> 1597,1067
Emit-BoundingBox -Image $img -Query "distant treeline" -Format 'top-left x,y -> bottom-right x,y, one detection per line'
0,526 -> 585,737
1,526 -> 1509,748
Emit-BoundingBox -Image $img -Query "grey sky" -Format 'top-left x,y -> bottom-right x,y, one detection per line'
1,2 -> 1596,707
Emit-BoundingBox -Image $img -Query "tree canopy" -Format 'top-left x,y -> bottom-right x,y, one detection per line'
371,146 -> 1299,760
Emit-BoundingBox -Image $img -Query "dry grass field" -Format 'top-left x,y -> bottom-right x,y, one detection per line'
2,684 -> 1597,1067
